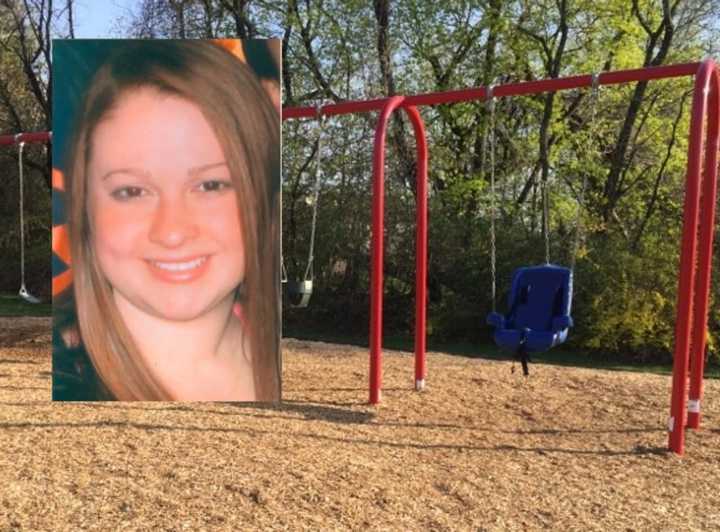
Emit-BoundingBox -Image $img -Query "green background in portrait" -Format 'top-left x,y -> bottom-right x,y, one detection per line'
52,40 -> 125,172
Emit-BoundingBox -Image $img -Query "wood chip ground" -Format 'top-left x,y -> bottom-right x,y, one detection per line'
1,318 -> 718,530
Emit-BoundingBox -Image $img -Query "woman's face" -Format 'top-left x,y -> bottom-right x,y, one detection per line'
87,87 -> 245,322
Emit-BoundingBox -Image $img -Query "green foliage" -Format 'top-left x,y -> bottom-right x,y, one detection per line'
276,0 -> 720,367
577,234 -> 678,361
3,0 -> 719,365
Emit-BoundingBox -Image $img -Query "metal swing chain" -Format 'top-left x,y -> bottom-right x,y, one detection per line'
543,171 -> 550,265
303,104 -> 325,283
570,73 -> 599,273
485,87 -> 497,313
280,164 -> 287,283
17,138 -> 27,290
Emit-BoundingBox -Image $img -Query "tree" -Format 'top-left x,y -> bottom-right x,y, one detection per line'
0,0 -> 76,188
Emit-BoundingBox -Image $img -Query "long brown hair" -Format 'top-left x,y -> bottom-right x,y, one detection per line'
63,40 -> 280,401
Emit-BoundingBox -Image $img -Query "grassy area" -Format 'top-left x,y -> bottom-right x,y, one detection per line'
283,327 -> 720,379
3,302 -> 713,378
0,293 -> 52,317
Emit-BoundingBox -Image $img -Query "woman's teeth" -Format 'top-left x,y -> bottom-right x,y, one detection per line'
151,257 -> 207,271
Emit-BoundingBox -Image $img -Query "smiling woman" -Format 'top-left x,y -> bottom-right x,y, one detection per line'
52,40 -> 281,402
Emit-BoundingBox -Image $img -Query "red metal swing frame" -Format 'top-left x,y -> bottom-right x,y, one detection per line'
2,59 -> 718,455
283,59 -> 719,456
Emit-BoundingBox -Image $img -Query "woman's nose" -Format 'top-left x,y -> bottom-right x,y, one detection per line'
148,195 -> 198,247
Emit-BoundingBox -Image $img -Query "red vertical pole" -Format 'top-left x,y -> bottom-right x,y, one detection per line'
668,61 -> 711,454
370,96 -> 405,404
402,106 -> 429,391
687,61 -> 720,429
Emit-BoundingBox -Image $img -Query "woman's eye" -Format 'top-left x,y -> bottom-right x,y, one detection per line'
198,180 -> 232,193
110,186 -> 146,200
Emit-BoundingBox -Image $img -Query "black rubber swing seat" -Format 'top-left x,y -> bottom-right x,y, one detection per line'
19,285 -> 41,304
286,280 -> 313,308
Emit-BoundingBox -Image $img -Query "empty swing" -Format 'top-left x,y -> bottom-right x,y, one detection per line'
484,77 -> 597,375
15,137 -> 41,304
283,106 -> 325,308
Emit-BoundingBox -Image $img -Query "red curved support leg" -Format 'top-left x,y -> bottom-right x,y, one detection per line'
369,96 -> 405,404
687,62 -> 720,430
402,106 -> 429,391
668,60 -> 714,454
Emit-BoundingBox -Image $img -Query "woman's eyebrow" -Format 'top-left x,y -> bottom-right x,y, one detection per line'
101,168 -> 150,181
100,163 -> 227,181
189,162 -> 228,176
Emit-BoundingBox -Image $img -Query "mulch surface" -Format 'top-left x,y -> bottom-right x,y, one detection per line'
1,317 -> 718,530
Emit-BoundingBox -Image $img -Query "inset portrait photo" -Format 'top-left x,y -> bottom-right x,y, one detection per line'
51,39 -> 281,402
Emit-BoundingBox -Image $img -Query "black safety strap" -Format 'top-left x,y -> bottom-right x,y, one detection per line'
511,333 -> 531,376
518,343 -> 531,377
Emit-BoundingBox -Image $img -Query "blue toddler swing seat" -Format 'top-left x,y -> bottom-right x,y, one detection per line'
487,264 -> 573,359
479,76 -> 596,375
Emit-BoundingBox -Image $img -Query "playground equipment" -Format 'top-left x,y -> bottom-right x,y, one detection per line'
484,83 -> 572,375
16,139 -> 40,303
282,60 -> 720,456
0,132 -> 55,300
485,76 -> 599,375
3,60 -> 718,455
283,105 -> 325,308
487,264 -> 573,375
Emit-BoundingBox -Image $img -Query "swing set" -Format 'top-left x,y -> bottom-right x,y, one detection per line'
282,105 -> 326,308
0,132 -> 50,304
3,59 -> 718,455
281,59 -> 720,456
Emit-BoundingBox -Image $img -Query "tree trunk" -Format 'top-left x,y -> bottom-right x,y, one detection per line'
603,0 -> 675,223
373,0 -> 414,190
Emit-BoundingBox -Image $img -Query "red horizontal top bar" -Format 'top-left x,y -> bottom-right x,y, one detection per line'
0,62 -> 703,139
282,62 -> 700,120
0,131 -> 51,146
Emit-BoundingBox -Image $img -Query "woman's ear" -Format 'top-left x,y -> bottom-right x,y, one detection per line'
232,301 -> 243,319
232,301 -> 247,328
233,284 -> 247,325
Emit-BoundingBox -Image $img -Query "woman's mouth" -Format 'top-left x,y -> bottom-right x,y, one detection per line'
151,256 -> 207,271
146,255 -> 211,282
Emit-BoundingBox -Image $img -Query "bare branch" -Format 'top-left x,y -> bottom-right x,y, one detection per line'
67,0 -> 74,38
